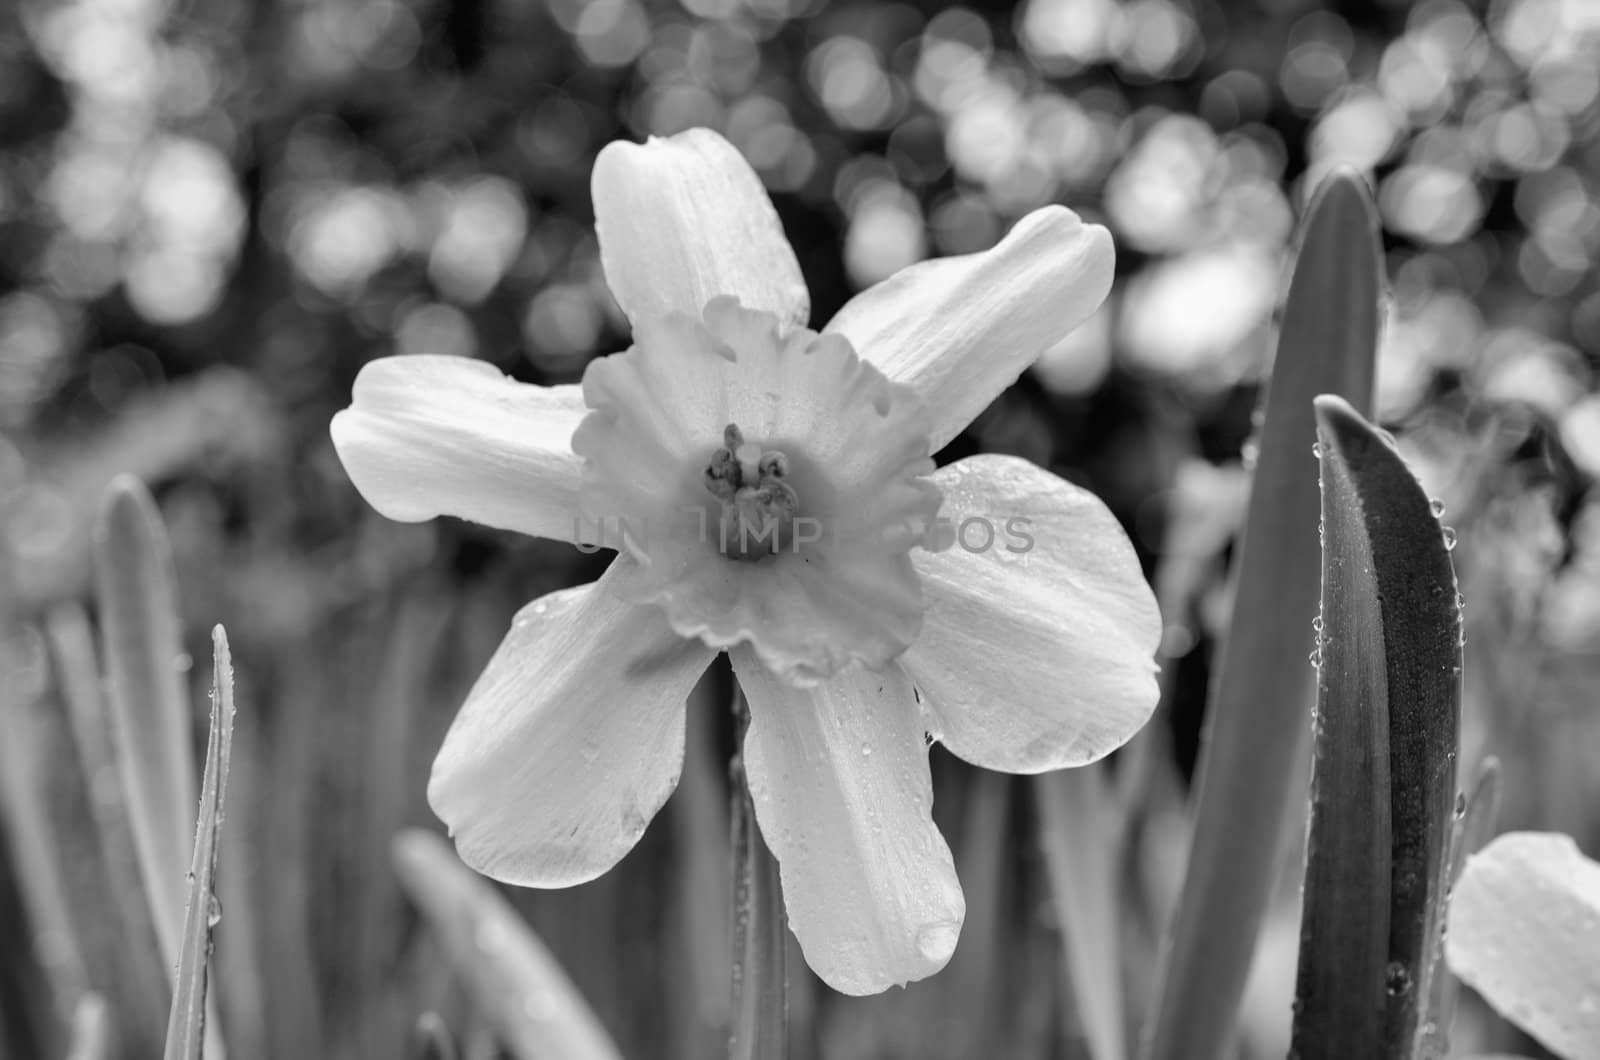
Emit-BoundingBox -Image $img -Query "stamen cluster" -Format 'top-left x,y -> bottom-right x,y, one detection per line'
704,422 -> 799,559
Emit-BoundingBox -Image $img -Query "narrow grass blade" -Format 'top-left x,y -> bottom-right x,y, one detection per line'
945,770 -> 1011,1058
65,993 -> 113,1060
357,586 -> 454,1056
391,829 -> 624,1060
730,686 -> 786,1060
163,626 -> 238,1060
1290,396 -> 1461,1060
0,625 -> 89,1025
671,670 -> 730,1056
1143,169 -> 1382,1060
1034,765 -> 1126,1060
93,476 -> 197,976
45,604 -> 172,1043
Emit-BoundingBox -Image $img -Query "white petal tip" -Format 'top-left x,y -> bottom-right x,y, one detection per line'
916,920 -> 961,964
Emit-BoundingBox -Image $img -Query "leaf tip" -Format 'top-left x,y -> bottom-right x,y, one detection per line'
95,473 -> 160,539
1312,393 -> 1366,450
1305,166 -> 1380,235
391,827 -> 437,880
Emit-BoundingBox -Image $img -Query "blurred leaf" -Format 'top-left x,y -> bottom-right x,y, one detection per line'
412,1012 -> 460,1060
1034,764 -> 1127,1060
1290,395 -> 1461,1060
670,671 -> 731,1054
391,829 -> 625,1060
730,687 -> 786,1060
65,993 -> 112,1060
945,770 -> 1011,1058
1143,168 -> 1382,1060
44,604 -> 170,1049
0,625 -> 88,1028
163,626 -> 238,1060
356,585 -> 455,1056
93,475 -> 196,977
13,370 -> 279,613
1431,755 -> 1501,1031
1444,832 -> 1600,1060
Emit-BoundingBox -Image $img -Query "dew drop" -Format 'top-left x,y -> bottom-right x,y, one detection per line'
1429,498 -> 1446,518
860,742 -> 872,757
1241,439 -> 1259,471
1454,791 -> 1467,817
1442,526 -> 1458,550
1384,961 -> 1412,997
206,894 -> 223,928
1312,615 -> 1324,633
1311,441 -> 1323,459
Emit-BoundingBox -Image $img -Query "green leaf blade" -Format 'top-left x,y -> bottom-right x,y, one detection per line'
1034,766 -> 1126,1060
1144,169 -> 1383,1060
93,476 -> 197,975
729,687 -> 786,1060
391,829 -> 625,1060
1291,396 -> 1462,1060
163,625 -> 237,1060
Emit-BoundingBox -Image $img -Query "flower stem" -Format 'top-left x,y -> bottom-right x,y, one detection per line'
728,683 -> 787,1060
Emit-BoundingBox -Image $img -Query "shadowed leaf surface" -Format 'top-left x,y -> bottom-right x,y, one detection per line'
1144,168 -> 1382,1060
1291,396 -> 1461,1060
1035,765 -> 1126,1060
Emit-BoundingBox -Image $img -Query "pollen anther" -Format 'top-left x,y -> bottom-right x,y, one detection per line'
704,422 -> 801,560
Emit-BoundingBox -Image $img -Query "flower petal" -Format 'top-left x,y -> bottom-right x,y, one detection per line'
732,647 -> 964,994
900,454 -> 1160,773
824,206 -> 1114,452
429,558 -> 716,887
1445,831 -> 1600,1060
592,129 -> 809,328
331,354 -> 587,543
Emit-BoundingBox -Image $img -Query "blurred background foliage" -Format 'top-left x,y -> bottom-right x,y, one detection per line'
1,0 -> 1598,1057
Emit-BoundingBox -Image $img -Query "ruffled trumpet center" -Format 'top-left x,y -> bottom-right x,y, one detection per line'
571,296 -> 943,684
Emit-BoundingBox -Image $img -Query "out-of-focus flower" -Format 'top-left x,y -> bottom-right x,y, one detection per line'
1445,831 -> 1600,1060
331,128 -> 1160,994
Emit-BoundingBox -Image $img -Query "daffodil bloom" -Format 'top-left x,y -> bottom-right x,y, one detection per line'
331,128 -> 1161,994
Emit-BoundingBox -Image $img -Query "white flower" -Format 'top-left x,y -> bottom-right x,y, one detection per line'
331,128 -> 1161,995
